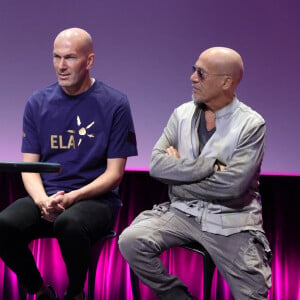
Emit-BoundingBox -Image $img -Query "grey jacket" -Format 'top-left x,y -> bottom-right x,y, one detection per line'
150,97 -> 266,235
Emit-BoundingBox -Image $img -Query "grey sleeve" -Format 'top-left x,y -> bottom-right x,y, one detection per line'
171,122 -> 266,201
149,110 -> 215,185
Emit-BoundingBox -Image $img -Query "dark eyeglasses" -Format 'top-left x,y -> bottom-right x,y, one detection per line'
192,66 -> 229,80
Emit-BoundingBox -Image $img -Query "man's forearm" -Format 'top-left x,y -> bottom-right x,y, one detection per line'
66,157 -> 126,204
150,150 -> 216,184
21,172 -> 48,205
68,170 -> 122,202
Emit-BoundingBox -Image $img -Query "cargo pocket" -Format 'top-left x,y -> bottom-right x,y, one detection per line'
235,231 -> 272,289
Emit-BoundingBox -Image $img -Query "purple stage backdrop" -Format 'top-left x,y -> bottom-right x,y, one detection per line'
0,0 -> 299,174
1,171 -> 300,300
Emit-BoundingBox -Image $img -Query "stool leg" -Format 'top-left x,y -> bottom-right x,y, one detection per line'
202,254 -> 215,300
88,239 -> 106,300
88,232 -> 116,300
88,262 -> 97,300
17,278 -> 27,300
130,268 -> 141,300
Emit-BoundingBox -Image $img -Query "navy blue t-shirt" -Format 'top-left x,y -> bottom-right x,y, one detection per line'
22,80 -> 138,196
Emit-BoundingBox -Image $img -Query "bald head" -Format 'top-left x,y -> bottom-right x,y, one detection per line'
191,47 -> 244,110
200,47 -> 244,87
53,28 -> 95,95
54,27 -> 94,55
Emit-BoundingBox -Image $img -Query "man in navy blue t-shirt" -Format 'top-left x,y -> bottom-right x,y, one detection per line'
0,27 -> 137,300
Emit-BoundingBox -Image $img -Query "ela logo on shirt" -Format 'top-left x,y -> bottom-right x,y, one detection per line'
50,115 -> 95,149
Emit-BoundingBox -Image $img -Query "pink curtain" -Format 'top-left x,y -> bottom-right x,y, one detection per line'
0,171 -> 300,300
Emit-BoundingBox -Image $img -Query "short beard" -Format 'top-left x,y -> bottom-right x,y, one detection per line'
192,94 -> 207,109
192,94 -> 201,104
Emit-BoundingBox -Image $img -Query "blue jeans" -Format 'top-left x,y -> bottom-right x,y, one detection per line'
119,204 -> 272,300
0,196 -> 119,296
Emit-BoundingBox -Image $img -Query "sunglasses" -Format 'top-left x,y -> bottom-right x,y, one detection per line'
192,66 -> 229,80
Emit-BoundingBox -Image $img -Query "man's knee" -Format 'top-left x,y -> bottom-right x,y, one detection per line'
53,213 -> 82,238
119,226 -> 138,261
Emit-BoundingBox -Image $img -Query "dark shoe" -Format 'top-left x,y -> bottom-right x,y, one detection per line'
37,285 -> 59,300
158,286 -> 194,300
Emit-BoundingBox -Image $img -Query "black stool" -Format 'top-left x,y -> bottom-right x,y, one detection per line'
18,230 -> 116,300
130,242 -> 215,300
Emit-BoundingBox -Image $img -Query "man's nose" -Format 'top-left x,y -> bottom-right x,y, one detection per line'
190,71 -> 198,82
58,58 -> 66,69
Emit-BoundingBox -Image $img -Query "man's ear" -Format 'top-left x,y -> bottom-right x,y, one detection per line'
87,53 -> 95,70
222,76 -> 233,90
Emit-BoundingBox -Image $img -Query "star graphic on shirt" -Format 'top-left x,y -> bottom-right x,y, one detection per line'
66,115 -> 95,147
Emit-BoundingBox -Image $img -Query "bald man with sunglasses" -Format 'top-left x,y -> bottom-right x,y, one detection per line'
119,47 -> 272,300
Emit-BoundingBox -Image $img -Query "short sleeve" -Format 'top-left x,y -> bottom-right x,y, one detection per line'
106,96 -> 138,158
21,99 -> 41,154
